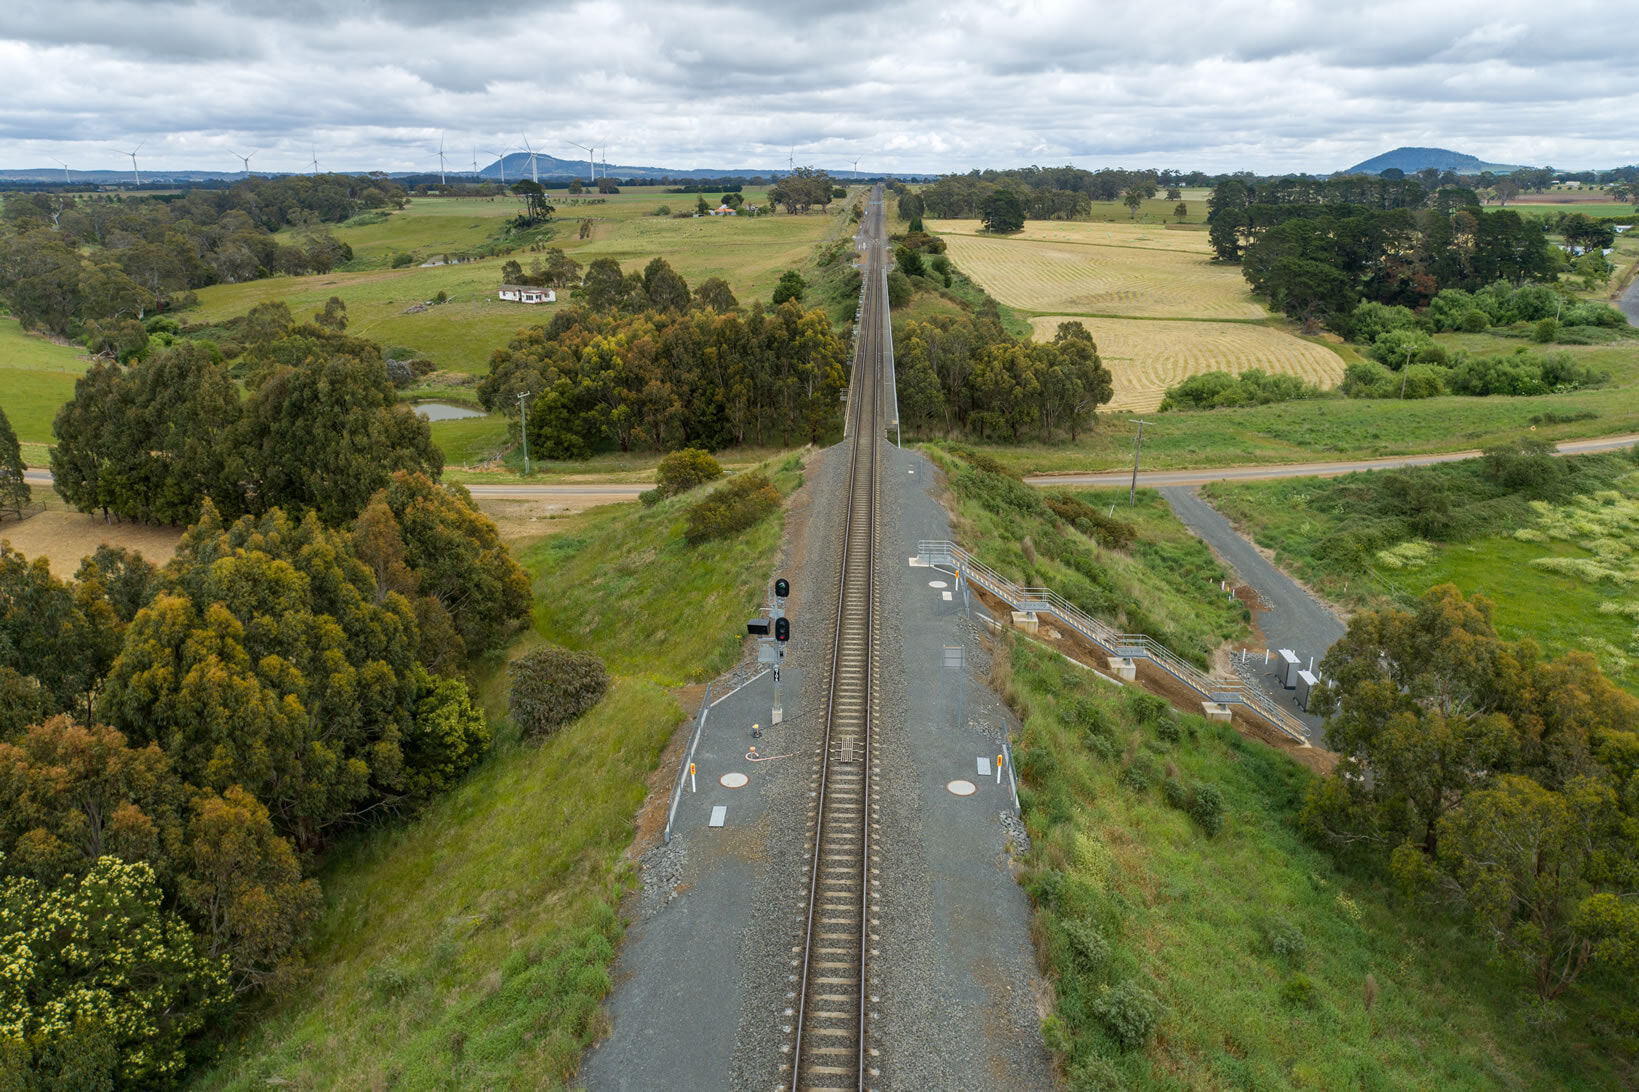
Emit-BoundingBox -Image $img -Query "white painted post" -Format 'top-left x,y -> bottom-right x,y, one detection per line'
689,763 -> 696,792
995,754 -> 1003,785
1264,649 -> 1270,665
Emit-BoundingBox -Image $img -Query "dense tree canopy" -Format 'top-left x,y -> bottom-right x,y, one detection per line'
51,327 -> 442,526
481,299 -> 849,456
895,315 -> 1112,441
1304,585 -> 1639,998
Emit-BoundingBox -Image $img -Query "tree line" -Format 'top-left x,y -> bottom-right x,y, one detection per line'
1305,585 -> 1639,1001
1208,178 -> 1557,332
895,312 -> 1113,442
481,289 -> 851,457
0,173 -> 405,339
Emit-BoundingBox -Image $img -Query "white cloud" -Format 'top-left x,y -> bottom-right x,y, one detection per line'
2,0 -> 1635,174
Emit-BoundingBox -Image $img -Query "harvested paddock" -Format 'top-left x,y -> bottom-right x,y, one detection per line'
933,220 -> 1266,320
1028,315 -> 1345,412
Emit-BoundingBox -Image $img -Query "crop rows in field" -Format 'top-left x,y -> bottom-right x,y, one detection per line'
937,229 -> 1265,320
1028,315 -> 1345,412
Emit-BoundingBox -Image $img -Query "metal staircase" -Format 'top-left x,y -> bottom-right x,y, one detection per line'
918,540 -> 1311,746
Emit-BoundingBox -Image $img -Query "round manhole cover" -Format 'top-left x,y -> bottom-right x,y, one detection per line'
719,771 -> 749,788
928,580 -> 948,589
946,779 -> 977,796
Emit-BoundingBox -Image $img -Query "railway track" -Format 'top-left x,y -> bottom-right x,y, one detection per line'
789,186 -> 889,1092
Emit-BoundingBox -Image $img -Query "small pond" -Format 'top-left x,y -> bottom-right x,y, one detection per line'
414,402 -> 486,421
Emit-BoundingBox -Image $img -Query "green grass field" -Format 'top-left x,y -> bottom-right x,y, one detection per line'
1512,201 -> 1637,219
198,456 -> 801,1089
192,192 -> 845,374
1007,638 -> 1631,1087
0,318 -> 89,445
1201,455 -> 1639,691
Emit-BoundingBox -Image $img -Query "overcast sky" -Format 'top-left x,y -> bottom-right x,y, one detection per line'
3,0 -> 1635,176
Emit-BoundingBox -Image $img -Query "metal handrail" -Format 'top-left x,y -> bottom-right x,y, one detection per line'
919,540 -> 1310,745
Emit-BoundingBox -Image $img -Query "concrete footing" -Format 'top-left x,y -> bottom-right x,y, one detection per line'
1201,701 -> 1233,723
1106,657 -> 1136,681
1011,611 -> 1038,635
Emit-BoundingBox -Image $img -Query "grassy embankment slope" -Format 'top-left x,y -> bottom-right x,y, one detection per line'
1202,450 -> 1639,694
196,457 -> 802,1090
933,445 -> 1629,1086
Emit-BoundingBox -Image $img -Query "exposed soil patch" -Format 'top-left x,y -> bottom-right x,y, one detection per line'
471,496 -> 604,548
0,506 -> 183,577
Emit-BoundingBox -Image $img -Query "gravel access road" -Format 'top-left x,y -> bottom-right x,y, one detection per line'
1159,487 -> 1344,740
1026,432 -> 1639,490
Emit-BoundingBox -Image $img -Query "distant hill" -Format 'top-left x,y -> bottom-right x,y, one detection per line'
1342,146 -> 1528,176
0,157 -> 889,185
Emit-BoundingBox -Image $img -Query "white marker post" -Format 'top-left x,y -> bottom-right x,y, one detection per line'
689,763 -> 696,793
995,754 -> 1003,785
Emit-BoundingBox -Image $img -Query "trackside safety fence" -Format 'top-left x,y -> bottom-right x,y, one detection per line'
918,540 -> 1311,746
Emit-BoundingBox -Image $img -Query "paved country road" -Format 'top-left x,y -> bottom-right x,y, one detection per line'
23,430 -> 1639,499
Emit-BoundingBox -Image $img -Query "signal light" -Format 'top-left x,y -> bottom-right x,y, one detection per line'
774,617 -> 790,643
775,578 -> 789,599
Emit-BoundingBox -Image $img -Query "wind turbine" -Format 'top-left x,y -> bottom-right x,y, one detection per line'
520,134 -> 540,183
53,159 -> 70,185
309,145 -> 320,176
433,131 -> 447,185
598,142 -> 608,181
120,142 -> 144,185
471,146 -> 480,178
484,149 -> 509,185
233,149 -> 256,176
570,141 -> 594,183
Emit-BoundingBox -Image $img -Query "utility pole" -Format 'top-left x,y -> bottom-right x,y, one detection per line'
517,391 -> 532,475
1399,342 -> 1416,399
1128,419 -> 1153,506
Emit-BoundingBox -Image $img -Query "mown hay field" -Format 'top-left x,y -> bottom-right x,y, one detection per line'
1028,315 -> 1345,412
932,219 -> 1266,320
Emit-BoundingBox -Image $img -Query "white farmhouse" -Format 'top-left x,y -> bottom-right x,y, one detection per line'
498,284 -> 556,304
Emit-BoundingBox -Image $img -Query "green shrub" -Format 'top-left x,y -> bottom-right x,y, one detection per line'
1068,1055 -> 1128,1091
639,487 -> 663,507
683,472 -> 781,544
1162,777 -> 1191,811
1119,754 -> 1155,794
1154,716 -> 1181,744
1187,781 -> 1224,835
655,448 -> 723,496
1459,309 -> 1490,333
1046,494 -> 1138,550
1093,978 -> 1165,1051
508,645 -> 610,738
1062,917 -> 1112,977
1533,317 -> 1558,343
390,251 -> 417,268
1280,973 -> 1317,1008
885,270 -> 912,309
1261,919 -> 1308,962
